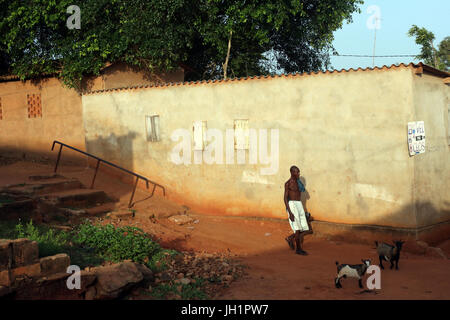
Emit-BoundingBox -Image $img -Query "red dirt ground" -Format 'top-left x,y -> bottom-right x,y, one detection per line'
1,160 -> 449,300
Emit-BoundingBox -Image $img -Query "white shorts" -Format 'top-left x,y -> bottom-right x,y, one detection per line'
287,200 -> 310,232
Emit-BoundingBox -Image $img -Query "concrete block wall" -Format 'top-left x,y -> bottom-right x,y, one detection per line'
0,238 -> 70,287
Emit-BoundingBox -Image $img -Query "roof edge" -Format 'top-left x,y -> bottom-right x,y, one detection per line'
84,62 -> 447,95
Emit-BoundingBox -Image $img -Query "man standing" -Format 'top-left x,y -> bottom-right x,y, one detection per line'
284,165 -> 310,255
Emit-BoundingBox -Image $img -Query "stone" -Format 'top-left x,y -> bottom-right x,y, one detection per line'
0,269 -> 12,287
0,240 -> 12,270
160,272 -> 171,282
168,215 -> 195,225
11,239 -> 39,268
264,233 -> 271,237
79,270 -> 97,289
110,211 -> 133,219
134,263 -> 154,285
85,286 -> 97,300
11,262 -> 41,279
179,278 -> 190,285
0,285 -> 12,297
222,275 -> 233,282
92,262 -> 144,299
40,254 -> 71,276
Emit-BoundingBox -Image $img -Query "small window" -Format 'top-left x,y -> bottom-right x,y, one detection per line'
146,115 -> 160,142
193,120 -> 207,151
27,93 -> 42,118
234,119 -> 249,150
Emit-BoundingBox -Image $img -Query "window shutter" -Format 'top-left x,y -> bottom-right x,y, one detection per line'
234,119 -> 249,150
193,120 -> 206,150
146,115 -> 160,142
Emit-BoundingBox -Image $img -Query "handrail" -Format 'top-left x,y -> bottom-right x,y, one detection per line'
51,140 -> 165,208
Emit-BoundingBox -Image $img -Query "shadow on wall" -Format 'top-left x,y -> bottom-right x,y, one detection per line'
310,200 -> 450,248
84,131 -> 138,183
0,145 -> 87,167
293,174 -> 450,247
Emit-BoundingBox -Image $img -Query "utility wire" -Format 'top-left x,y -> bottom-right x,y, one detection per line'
334,54 -> 417,57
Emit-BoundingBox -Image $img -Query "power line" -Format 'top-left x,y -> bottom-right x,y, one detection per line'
334,54 -> 417,58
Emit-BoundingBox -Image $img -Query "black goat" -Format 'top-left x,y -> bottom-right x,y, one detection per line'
375,240 -> 404,270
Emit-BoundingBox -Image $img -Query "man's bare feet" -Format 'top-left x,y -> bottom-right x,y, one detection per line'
285,237 -> 295,250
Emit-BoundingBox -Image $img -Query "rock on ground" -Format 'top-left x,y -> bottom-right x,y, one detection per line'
168,215 -> 195,225
88,262 -> 153,300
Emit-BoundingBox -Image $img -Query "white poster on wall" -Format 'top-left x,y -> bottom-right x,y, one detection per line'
407,121 -> 426,156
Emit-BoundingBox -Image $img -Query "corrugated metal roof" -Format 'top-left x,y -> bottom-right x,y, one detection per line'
83,62 -> 449,95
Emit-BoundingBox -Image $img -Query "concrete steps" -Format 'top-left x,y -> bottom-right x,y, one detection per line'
2,179 -> 83,197
40,189 -> 112,209
0,174 -> 117,221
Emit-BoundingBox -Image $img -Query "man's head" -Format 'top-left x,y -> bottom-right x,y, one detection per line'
290,165 -> 300,179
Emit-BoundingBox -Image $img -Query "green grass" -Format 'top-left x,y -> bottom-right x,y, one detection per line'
0,219 -> 179,271
147,278 -> 209,300
72,222 -> 161,264
147,249 -> 180,273
15,219 -> 71,257
0,219 -> 210,299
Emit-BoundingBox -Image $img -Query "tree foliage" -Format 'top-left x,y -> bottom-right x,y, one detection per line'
0,0 -> 363,88
408,25 -> 449,72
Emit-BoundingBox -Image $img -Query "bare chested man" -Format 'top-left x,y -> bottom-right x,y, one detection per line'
284,165 -> 310,255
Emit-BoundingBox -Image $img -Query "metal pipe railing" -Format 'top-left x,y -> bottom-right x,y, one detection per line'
51,140 -> 165,208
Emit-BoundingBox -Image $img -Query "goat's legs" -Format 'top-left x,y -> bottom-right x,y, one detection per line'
378,255 -> 384,269
335,277 -> 342,288
358,278 -> 363,289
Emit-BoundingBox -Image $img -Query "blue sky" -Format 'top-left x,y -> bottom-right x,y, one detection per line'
330,0 -> 450,70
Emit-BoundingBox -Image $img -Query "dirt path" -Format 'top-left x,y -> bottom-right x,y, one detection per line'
1,160 -> 449,300
137,214 -> 450,300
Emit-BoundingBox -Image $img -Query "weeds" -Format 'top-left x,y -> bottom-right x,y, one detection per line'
72,222 -> 161,265
15,219 -> 70,257
1,219 -> 210,299
148,249 -> 179,272
148,278 -> 208,300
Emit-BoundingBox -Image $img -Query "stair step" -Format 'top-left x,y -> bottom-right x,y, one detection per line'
28,174 -> 65,181
40,189 -> 114,209
4,179 -> 84,196
0,199 -> 34,212
85,202 -> 116,216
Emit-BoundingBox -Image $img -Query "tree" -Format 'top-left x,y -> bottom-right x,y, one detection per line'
0,0 -> 363,88
436,36 -> 449,72
408,25 -> 449,72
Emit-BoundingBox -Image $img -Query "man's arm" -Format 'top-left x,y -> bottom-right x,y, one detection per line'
284,181 -> 295,222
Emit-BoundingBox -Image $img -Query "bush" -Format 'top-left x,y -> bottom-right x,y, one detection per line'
9,220 -> 180,273
72,222 -> 161,264
147,249 -> 180,272
15,219 -> 70,257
